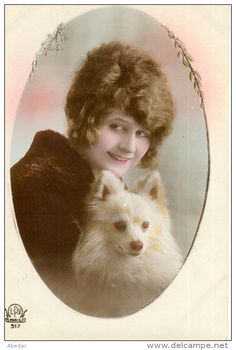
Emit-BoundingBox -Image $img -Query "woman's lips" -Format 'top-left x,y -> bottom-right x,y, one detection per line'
108,152 -> 132,164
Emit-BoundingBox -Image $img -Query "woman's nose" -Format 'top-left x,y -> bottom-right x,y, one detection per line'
118,133 -> 136,154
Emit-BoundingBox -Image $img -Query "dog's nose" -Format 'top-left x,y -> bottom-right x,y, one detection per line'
130,240 -> 143,251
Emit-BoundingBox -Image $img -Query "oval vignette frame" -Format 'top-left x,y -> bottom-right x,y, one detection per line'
10,6 -> 210,317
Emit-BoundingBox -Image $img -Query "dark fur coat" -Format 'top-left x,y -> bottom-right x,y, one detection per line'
11,130 -> 94,269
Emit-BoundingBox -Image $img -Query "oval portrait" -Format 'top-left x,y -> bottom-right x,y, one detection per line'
10,6 -> 209,318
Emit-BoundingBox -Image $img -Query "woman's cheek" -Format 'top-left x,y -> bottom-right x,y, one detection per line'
99,129 -> 118,147
138,138 -> 150,157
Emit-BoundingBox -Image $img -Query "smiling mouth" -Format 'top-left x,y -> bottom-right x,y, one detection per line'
108,152 -> 133,164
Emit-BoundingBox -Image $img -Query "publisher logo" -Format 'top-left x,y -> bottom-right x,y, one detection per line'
5,304 -> 27,324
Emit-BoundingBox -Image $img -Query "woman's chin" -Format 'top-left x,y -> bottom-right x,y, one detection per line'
93,161 -> 133,177
108,167 -> 129,178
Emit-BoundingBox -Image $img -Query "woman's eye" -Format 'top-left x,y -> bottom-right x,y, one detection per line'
110,123 -> 125,131
136,130 -> 151,138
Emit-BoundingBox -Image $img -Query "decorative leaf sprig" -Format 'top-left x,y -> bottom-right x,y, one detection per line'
30,23 -> 67,77
162,25 -> 204,108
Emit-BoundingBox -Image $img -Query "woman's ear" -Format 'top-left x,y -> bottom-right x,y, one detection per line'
131,170 -> 167,207
92,170 -> 125,200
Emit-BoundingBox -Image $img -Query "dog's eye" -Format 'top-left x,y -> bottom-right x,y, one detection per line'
142,221 -> 149,230
114,221 -> 127,232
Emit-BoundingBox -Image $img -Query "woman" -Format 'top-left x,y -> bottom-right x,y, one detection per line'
11,41 -> 174,275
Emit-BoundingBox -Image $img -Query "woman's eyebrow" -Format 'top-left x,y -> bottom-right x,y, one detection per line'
106,117 -> 129,124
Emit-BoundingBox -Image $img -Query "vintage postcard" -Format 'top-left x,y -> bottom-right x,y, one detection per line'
4,4 -> 231,344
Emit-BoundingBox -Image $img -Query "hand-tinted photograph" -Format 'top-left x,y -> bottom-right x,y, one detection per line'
10,6 -> 209,319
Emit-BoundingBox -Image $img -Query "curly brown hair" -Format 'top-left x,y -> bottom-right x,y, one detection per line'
65,41 -> 175,168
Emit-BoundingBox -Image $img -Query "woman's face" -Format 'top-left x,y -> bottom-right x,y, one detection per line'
78,112 -> 151,177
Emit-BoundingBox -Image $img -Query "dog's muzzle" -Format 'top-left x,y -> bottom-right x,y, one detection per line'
129,240 -> 143,255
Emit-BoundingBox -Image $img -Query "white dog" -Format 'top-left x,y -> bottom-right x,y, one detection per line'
72,170 -> 183,317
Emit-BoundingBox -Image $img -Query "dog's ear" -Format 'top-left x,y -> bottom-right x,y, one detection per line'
92,170 -> 125,200
131,171 -> 167,207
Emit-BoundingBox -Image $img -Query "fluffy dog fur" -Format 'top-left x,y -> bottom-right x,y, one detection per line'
72,170 -> 183,317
